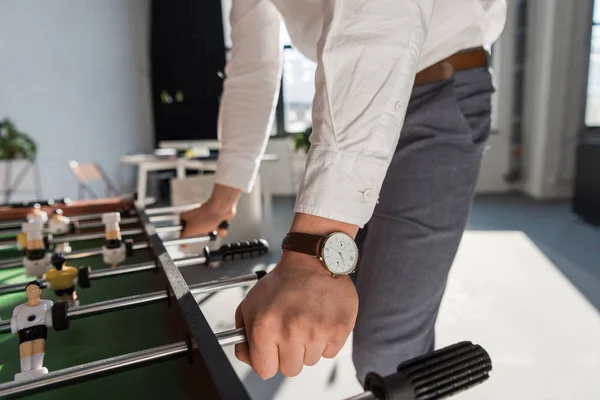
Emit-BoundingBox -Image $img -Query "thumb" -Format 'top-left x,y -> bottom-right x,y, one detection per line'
234,303 -> 251,366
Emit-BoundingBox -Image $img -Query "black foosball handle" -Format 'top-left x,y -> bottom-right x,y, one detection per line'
364,341 -> 492,400
204,239 -> 269,264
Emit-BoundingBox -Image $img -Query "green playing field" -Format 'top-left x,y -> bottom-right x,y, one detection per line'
0,234 -> 187,399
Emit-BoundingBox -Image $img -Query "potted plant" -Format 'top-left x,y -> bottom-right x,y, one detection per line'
0,118 -> 37,161
290,126 -> 312,190
0,118 -> 38,202
293,126 -> 312,154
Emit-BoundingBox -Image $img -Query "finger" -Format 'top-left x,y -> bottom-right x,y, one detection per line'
303,341 -> 326,366
322,340 -> 345,359
248,325 -> 279,379
278,340 -> 305,377
217,228 -> 228,238
234,304 -> 251,365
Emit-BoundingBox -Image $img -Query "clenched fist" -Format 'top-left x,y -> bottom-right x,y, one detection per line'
234,250 -> 359,379
179,184 -> 241,239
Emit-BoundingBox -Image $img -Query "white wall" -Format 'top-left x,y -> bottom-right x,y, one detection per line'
521,0 -> 593,199
475,2 -> 517,194
0,0 -> 153,201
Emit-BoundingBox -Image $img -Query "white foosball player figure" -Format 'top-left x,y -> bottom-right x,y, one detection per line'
48,209 -> 71,235
101,212 -> 133,268
22,221 -> 52,278
11,280 -> 69,381
26,204 -> 48,225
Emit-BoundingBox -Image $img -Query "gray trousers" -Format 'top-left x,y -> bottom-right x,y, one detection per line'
352,66 -> 495,382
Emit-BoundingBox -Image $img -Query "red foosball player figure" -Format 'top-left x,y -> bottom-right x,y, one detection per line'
101,212 -> 133,268
45,247 -> 79,307
10,280 -> 69,381
48,209 -> 71,235
22,221 -> 51,278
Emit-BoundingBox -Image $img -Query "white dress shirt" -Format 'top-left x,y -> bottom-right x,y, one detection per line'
215,0 -> 507,227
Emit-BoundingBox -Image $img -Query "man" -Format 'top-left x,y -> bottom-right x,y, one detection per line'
182,0 -> 507,383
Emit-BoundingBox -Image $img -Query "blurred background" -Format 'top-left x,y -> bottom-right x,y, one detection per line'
0,0 -> 599,399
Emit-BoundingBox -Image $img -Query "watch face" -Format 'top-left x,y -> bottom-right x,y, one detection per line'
322,232 -> 358,275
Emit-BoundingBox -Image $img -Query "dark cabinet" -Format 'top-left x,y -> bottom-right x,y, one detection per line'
572,133 -> 600,225
150,0 -> 226,145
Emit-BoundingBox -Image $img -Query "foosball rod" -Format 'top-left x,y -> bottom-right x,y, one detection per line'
0,202 -> 194,230
0,239 -> 269,295
0,271 -> 266,334
0,226 -> 223,270
0,331 -> 492,399
0,224 -> 183,253
0,217 -> 140,238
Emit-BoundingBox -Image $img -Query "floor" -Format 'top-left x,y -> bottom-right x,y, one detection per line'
181,194 -> 600,400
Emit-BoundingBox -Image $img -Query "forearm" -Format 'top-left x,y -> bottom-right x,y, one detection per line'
296,0 -> 436,228
215,0 -> 282,193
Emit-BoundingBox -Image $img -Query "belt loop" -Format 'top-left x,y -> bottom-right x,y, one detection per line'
485,48 -> 492,68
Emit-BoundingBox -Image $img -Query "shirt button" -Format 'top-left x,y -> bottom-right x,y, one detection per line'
394,101 -> 403,111
362,189 -> 374,201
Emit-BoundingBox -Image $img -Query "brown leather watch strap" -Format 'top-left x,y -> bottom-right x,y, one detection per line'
281,232 -> 327,258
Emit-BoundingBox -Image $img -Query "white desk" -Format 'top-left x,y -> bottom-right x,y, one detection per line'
120,153 -> 279,243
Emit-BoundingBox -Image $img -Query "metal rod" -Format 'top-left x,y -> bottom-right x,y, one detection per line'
0,232 -> 210,271
144,203 -> 200,215
64,242 -> 149,261
49,227 -> 144,244
0,259 -> 22,270
215,327 -> 246,347
0,220 -> 22,230
0,327 -> 248,397
0,210 -> 137,230
148,214 -> 180,223
0,242 -> 16,251
67,291 -> 167,321
0,243 -> 150,271
0,341 -> 189,397
0,217 -> 139,237
0,224 -> 182,251
87,261 -> 160,280
0,272 -> 261,334
0,255 -> 206,296
345,392 -> 376,400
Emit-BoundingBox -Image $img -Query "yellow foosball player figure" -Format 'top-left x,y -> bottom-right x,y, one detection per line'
10,280 -> 69,381
22,221 -> 52,278
101,212 -> 134,268
45,245 -> 79,307
48,209 -> 72,235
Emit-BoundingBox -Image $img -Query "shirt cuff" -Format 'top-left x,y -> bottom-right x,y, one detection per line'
214,152 -> 259,193
294,148 -> 387,228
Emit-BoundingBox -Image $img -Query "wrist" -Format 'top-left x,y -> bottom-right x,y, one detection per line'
206,184 -> 241,218
278,250 -> 349,279
289,213 -> 359,238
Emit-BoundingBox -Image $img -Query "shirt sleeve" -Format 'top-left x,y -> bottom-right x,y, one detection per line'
294,0 -> 437,227
214,0 -> 282,193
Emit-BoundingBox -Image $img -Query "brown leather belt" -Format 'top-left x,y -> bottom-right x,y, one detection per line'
414,47 -> 488,86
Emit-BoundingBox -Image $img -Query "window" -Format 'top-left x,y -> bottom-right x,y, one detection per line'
280,26 -> 317,134
585,0 -> 600,126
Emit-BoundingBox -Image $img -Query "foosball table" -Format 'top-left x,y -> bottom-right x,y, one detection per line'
0,198 -> 493,399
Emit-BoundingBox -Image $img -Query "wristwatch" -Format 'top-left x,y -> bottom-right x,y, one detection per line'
281,232 -> 359,277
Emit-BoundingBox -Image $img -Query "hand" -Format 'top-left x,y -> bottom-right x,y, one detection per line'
234,250 -> 359,379
179,184 -> 241,239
